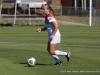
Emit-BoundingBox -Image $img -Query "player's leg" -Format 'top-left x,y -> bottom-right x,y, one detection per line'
49,43 -> 71,62
55,50 -> 71,62
49,36 -> 71,62
47,42 -> 62,65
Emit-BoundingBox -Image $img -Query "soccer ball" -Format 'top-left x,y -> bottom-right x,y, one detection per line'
27,57 -> 36,66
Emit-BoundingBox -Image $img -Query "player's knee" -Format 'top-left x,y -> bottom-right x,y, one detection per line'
49,50 -> 55,55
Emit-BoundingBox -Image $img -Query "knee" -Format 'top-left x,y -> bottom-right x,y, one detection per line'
47,48 -> 55,55
49,50 -> 55,55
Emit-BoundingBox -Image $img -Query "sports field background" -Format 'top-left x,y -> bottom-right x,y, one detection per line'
0,26 -> 100,75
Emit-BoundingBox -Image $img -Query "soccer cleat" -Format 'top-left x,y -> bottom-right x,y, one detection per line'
66,52 -> 71,62
55,61 -> 62,65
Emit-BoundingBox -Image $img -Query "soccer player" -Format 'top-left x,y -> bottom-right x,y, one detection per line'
37,4 -> 71,65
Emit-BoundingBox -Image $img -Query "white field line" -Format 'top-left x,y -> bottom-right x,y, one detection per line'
0,42 -> 100,48
31,32 -> 100,34
33,44 -> 100,48
60,44 -> 100,48
0,42 -> 9,43
60,32 -> 100,34
0,32 -> 99,34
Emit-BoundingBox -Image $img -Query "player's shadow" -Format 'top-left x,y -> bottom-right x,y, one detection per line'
36,63 -> 54,66
13,62 -> 27,64
13,62 -> 54,67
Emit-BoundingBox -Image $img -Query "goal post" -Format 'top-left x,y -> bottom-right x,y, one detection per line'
89,0 -> 92,26
1,0 -> 17,26
0,0 -> 2,18
13,0 -> 17,26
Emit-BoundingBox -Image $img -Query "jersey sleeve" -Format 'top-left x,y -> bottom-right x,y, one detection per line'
47,16 -> 56,23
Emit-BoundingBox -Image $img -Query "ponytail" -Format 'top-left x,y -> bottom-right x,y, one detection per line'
42,4 -> 55,16
48,4 -> 55,16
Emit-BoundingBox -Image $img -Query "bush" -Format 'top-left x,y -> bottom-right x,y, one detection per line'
0,23 -> 13,26
78,10 -> 88,17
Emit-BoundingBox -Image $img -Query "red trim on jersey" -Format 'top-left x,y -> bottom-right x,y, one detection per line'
45,13 -> 53,19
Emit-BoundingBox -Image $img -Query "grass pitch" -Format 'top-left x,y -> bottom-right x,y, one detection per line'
0,26 -> 100,75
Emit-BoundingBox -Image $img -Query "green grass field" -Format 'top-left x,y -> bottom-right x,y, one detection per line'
0,26 -> 100,75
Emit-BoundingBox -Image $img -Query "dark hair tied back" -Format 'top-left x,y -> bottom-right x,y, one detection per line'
42,4 -> 55,16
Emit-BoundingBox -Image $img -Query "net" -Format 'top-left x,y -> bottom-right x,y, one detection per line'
92,0 -> 100,25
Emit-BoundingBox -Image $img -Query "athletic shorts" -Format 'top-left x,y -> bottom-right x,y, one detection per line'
49,36 -> 61,44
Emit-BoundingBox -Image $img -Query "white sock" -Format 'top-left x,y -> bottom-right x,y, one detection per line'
52,55 -> 61,63
55,50 -> 68,56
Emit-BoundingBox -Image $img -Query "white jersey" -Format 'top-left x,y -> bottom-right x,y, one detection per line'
45,13 -> 61,43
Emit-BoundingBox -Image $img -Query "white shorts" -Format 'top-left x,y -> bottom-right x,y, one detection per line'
49,36 -> 61,44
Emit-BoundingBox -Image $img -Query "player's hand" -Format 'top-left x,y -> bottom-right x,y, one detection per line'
50,35 -> 54,39
37,28 -> 41,33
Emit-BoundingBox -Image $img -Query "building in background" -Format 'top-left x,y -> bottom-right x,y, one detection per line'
44,0 -> 60,4
15,0 -> 100,9
61,0 -> 89,10
92,0 -> 100,9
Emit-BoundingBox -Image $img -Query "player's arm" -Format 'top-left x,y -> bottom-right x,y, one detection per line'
41,26 -> 47,31
50,21 -> 58,39
51,21 -> 58,35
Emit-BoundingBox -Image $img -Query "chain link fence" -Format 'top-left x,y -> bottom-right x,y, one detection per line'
53,5 -> 89,26
91,0 -> 100,26
1,4 -> 99,26
53,5 -> 100,26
